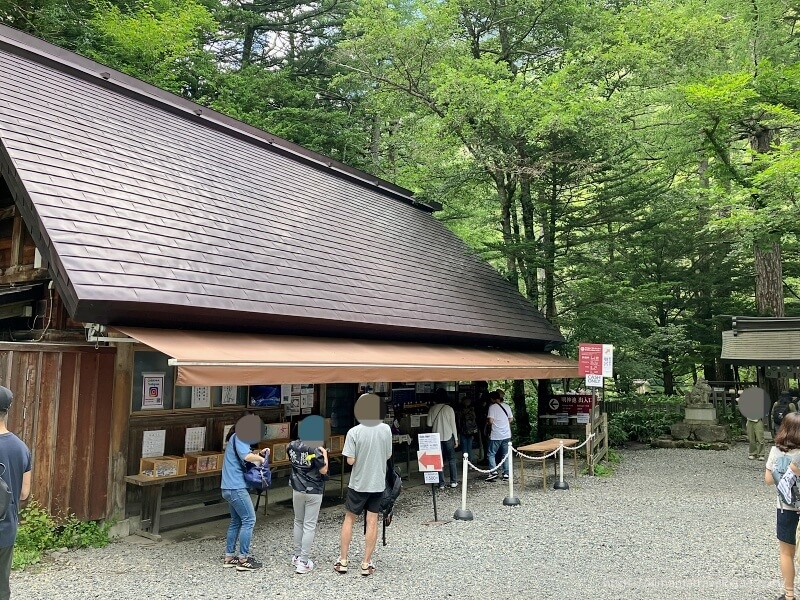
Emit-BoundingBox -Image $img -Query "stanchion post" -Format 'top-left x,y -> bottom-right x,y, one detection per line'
502,441 -> 520,506
454,452 -> 474,521
553,441 -> 569,490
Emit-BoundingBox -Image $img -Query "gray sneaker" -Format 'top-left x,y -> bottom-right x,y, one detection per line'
296,559 -> 314,574
236,556 -> 262,571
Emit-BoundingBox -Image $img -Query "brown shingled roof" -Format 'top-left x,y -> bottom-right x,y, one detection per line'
0,25 -> 564,349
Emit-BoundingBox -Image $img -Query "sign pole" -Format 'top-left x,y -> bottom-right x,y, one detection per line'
431,483 -> 439,522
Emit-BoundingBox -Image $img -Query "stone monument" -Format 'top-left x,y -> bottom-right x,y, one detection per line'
658,377 -> 730,449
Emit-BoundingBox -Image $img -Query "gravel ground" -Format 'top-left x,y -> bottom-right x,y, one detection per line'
12,445 -> 785,600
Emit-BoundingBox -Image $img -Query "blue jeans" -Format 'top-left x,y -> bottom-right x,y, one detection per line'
487,438 -> 510,476
222,488 -> 256,558
460,434 -> 475,464
439,436 -> 458,485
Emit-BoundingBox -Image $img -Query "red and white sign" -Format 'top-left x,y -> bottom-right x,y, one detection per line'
578,344 -> 603,376
544,394 -> 594,416
579,343 -> 613,377
417,433 -> 443,471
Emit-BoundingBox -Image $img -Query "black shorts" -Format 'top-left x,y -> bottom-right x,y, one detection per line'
345,488 -> 383,515
777,509 -> 800,544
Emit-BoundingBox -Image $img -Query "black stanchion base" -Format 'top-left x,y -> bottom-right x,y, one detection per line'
453,508 -> 474,521
502,496 -> 521,506
553,480 -> 570,490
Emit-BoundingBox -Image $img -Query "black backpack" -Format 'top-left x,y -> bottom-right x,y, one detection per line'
365,458 -> 402,546
0,464 -> 11,521
774,399 -> 797,430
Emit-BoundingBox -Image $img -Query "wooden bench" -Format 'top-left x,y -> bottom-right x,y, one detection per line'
517,439 -> 579,490
125,452 -> 347,539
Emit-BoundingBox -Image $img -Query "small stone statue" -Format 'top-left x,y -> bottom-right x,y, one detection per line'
685,377 -> 713,406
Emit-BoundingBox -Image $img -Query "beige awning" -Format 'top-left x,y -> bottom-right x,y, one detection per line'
114,327 -> 579,385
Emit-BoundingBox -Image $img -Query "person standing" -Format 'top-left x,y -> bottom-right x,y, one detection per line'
0,386 -> 30,600
288,416 -> 329,574
334,393 -> 392,577
221,414 -> 268,572
426,388 -> 459,489
765,412 -> 800,600
458,394 -> 479,465
485,390 -> 513,482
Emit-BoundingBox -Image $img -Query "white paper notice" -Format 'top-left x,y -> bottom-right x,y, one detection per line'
191,386 -> 211,409
221,386 -> 238,405
222,424 -> 234,448
576,413 -> 590,424
281,384 -> 292,405
410,415 -> 421,428
424,472 -> 440,484
417,432 -> 441,451
300,394 -> 313,409
142,372 -> 165,409
185,427 -> 206,453
142,430 -> 166,458
556,413 -> 569,424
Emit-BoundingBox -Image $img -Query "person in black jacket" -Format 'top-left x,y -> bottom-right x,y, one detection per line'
288,415 -> 329,574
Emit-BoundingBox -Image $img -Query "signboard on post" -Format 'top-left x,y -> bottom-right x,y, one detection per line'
578,344 -> 603,376
417,433 -> 443,472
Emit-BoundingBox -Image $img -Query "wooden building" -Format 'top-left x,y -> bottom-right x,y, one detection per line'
0,25 -> 578,526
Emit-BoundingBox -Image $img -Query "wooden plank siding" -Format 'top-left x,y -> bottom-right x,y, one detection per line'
0,344 -> 116,520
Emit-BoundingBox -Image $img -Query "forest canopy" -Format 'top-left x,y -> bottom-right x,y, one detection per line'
2,0 -> 799,397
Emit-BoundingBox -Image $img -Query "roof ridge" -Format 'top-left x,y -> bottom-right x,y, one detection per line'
0,24 -> 436,212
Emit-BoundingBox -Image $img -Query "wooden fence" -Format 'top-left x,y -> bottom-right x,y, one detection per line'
586,405 -> 608,473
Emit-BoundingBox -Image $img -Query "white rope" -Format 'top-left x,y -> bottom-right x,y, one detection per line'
513,434 -> 596,461
466,446 -> 512,473
514,447 -> 561,461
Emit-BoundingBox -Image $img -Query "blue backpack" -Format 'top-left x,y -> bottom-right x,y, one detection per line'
232,435 -> 272,493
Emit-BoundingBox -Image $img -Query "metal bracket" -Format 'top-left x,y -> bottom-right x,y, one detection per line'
85,323 -> 137,344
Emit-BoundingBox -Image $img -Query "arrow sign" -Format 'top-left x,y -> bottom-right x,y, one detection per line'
417,452 -> 443,471
548,397 -> 560,411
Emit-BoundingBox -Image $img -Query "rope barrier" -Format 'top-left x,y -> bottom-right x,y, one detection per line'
465,445 -> 512,473
512,434 -> 596,462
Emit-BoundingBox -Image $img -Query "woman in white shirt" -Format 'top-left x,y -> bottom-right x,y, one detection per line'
765,411 -> 800,600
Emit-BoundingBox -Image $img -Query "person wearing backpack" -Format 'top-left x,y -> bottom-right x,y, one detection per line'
221,414 -> 268,572
288,416 -> 329,575
773,392 -> 799,434
765,411 -> 800,600
0,386 -> 30,600
485,390 -> 513,482
458,394 -> 480,465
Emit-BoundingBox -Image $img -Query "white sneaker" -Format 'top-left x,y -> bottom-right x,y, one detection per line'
449,482 -> 458,488
291,555 -> 299,566
296,559 -> 314,574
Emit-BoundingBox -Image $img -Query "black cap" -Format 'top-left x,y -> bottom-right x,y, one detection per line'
0,387 -> 12,411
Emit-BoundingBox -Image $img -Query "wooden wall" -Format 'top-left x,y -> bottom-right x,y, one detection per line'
0,343 -> 116,520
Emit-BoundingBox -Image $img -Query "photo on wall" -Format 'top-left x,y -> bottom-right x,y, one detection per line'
249,385 -> 281,407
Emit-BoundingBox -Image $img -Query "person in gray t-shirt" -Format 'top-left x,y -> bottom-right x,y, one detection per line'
334,393 -> 392,577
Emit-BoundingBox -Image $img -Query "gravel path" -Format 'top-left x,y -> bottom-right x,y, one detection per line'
13,446 -> 784,599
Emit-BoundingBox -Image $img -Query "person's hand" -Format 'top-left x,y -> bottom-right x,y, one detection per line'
318,446 -> 328,458
260,447 -> 270,457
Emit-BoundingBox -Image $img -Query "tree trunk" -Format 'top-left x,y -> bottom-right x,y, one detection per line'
493,170 -> 518,286
535,379 -> 552,442
754,240 -> 784,316
242,25 -> 255,67
511,380 -> 531,442
518,177 -> 539,304
662,352 -> 675,396
541,181 -> 557,320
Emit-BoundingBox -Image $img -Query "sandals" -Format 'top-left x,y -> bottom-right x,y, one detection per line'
361,561 -> 375,576
333,559 -> 348,574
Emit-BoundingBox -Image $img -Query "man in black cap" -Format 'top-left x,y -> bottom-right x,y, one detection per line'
0,386 -> 31,599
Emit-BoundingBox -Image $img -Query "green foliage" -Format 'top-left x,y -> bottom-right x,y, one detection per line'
592,463 -> 614,477
13,500 -> 111,571
608,395 -> 684,446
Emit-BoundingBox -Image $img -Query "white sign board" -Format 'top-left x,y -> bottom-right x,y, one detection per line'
602,344 -> 614,377
185,427 -> 206,453
142,429 -> 166,458
417,432 -> 442,472
585,374 -> 604,388
424,472 -> 440,484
